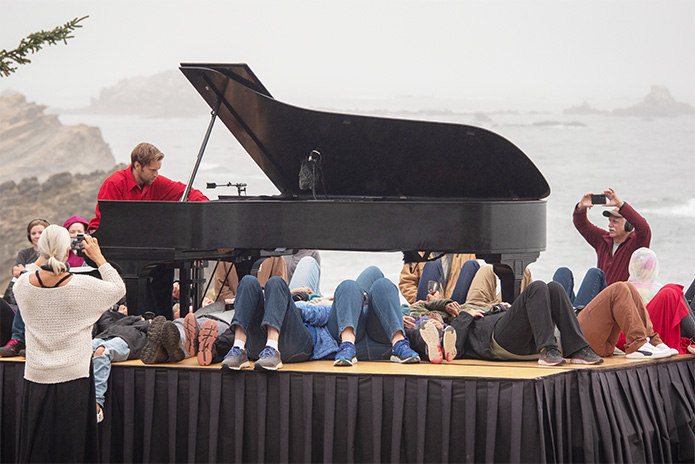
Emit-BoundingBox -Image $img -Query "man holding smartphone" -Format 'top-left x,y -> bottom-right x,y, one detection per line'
553,188 -> 651,307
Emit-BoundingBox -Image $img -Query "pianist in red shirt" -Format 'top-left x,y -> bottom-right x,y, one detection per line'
88,142 -> 209,231
87,142 -> 208,319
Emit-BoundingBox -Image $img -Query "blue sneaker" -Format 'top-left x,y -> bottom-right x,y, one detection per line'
390,338 -> 420,364
221,346 -> 250,370
334,341 -> 357,366
254,346 -> 283,371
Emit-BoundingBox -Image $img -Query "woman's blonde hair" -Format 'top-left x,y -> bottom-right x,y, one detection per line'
37,225 -> 70,275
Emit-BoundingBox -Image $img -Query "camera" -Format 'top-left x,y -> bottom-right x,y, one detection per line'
71,233 -> 85,251
591,194 -> 607,205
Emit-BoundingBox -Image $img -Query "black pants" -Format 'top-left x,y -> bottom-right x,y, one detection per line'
494,281 -> 588,356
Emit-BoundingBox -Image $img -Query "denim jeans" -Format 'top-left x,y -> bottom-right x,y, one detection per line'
11,307 -> 25,342
92,337 -> 130,407
416,259 -> 480,303
232,275 -> 313,363
329,266 -> 405,361
552,267 -> 606,307
288,256 -> 321,295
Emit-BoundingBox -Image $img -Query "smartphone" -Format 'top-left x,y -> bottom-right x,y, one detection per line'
591,194 -> 606,205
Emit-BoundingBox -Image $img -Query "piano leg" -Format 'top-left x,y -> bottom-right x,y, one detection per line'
483,253 -> 540,303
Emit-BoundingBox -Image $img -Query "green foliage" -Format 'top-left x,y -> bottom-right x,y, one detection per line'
0,16 -> 88,77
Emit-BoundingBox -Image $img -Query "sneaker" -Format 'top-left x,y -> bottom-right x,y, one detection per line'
442,326 -> 457,362
221,346 -> 250,370
538,346 -> 566,366
183,312 -> 198,357
0,339 -> 25,357
419,321 -> 443,364
160,321 -> 185,363
688,343 -> 695,355
140,316 -> 168,364
570,346 -> 604,365
96,404 -> 104,424
334,341 -> 357,366
654,343 -> 679,357
390,338 -> 420,364
197,320 -> 218,366
626,341 -> 671,359
254,346 -> 283,371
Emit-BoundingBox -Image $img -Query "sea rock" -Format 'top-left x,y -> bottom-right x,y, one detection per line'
612,85 -> 695,117
563,101 -> 606,115
0,94 -> 116,184
67,69 -> 209,117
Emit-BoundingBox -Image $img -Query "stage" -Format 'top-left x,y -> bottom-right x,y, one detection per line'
1,354 -> 694,463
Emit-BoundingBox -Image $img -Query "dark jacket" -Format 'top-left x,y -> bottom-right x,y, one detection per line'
93,312 -> 149,359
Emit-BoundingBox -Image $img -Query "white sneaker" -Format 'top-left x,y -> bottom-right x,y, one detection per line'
419,321 -> 443,364
96,405 -> 104,423
654,343 -> 679,357
626,342 -> 671,359
688,343 -> 695,355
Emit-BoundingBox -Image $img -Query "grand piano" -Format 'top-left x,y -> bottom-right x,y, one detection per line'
94,63 -> 550,315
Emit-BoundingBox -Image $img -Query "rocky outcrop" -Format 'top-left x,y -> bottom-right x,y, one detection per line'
0,166 -> 125,293
0,94 -> 116,184
69,69 -> 209,117
563,101 -> 606,115
612,86 -> 695,117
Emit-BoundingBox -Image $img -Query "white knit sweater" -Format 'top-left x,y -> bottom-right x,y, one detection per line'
13,263 -> 126,384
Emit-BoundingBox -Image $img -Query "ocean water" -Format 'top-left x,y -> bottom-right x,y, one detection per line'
59,109 -> 695,297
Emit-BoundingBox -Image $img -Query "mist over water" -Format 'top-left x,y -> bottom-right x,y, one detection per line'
59,109 -> 695,297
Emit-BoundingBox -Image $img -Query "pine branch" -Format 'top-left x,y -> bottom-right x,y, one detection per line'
0,16 -> 88,77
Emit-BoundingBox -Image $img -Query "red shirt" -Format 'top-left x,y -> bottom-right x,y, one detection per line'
88,166 -> 209,230
572,202 -> 651,285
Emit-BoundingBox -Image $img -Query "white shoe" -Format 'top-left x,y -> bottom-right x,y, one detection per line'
654,343 -> 679,357
419,321 -> 443,364
96,406 -> 104,423
626,342 -> 671,359
442,325 -> 457,362
688,343 -> 695,355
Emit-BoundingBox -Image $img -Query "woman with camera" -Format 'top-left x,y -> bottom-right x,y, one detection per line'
13,225 -> 125,462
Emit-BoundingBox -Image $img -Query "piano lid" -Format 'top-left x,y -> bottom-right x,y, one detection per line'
179,63 -> 550,200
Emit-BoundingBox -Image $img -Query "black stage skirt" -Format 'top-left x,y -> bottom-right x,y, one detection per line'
18,369 -> 99,463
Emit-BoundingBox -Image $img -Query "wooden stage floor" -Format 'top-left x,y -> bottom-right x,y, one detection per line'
1,354 -> 694,463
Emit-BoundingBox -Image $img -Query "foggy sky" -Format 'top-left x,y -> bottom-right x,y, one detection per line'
1,0 -> 694,110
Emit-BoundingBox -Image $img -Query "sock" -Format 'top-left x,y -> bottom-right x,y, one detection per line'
266,339 -> 279,350
233,339 -> 245,350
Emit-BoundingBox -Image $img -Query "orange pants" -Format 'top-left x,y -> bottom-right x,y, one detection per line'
577,282 -> 662,357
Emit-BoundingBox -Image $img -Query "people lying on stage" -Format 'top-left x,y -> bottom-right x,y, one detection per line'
63,215 -> 89,268
406,264 -> 603,366
622,247 -> 695,354
284,249 -> 322,293
87,142 -> 209,319
220,266 -> 420,371
553,188 -> 651,308
398,252 -> 478,305
91,304 -> 150,423
13,227 -> 125,462
576,281 -> 677,359
0,218 -> 50,357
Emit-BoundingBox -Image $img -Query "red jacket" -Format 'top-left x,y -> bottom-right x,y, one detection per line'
88,166 -> 209,230
572,202 -> 651,285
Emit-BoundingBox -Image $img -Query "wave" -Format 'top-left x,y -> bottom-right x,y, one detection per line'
654,198 -> 695,217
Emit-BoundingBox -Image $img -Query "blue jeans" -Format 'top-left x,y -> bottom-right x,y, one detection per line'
11,307 -> 25,343
330,266 -> 405,361
288,256 -> 321,295
416,259 -> 480,303
552,267 -> 606,308
92,337 -> 130,407
232,276 -> 313,363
